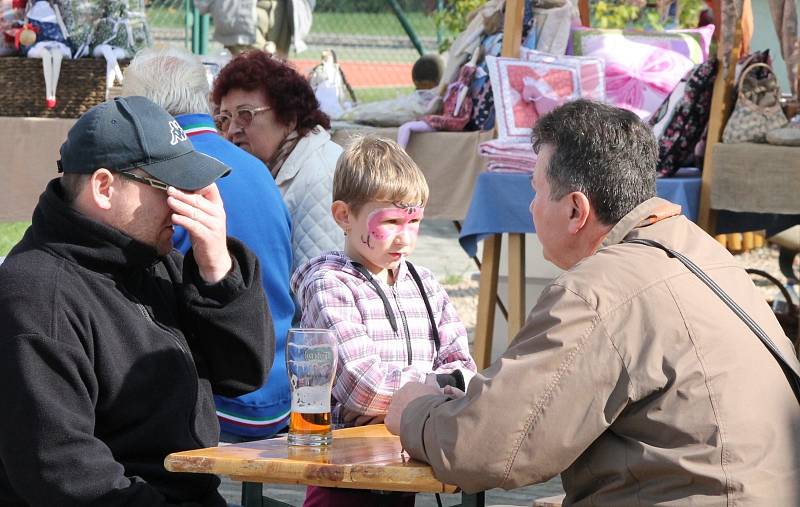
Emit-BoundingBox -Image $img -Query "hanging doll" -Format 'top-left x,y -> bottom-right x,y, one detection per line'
52,0 -> 95,58
308,49 -> 357,120
88,0 -> 150,91
24,0 -> 72,109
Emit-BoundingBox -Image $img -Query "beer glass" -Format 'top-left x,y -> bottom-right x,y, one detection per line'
286,328 -> 338,446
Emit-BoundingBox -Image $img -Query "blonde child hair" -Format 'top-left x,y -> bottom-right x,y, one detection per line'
333,135 -> 429,214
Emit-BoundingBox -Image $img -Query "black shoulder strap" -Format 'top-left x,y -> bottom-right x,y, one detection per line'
626,238 -> 800,404
350,261 -> 398,334
406,261 -> 441,354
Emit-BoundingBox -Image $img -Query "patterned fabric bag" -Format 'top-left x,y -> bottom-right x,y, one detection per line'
424,62 -> 475,131
466,31 -> 502,131
466,2 -> 538,131
722,62 -> 788,143
648,58 -> 717,177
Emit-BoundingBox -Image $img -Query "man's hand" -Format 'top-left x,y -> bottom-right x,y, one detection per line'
168,184 -> 231,283
341,408 -> 385,427
386,382 -> 442,435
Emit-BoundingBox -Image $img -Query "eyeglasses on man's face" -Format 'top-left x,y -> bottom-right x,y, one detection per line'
214,105 -> 271,132
117,171 -> 169,191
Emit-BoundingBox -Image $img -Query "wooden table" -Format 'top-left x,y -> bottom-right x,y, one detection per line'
165,424 -> 484,507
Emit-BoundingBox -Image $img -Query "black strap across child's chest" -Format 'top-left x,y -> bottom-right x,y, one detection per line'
349,261 -> 441,355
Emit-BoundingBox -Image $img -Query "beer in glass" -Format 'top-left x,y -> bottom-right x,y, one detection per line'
286,328 -> 338,446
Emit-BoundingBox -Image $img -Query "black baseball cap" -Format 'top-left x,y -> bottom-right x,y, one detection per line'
57,96 -> 230,191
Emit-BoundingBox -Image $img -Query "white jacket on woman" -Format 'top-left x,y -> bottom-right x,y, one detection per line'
276,126 -> 343,271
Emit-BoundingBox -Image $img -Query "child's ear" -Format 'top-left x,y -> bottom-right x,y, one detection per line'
331,200 -> 351,232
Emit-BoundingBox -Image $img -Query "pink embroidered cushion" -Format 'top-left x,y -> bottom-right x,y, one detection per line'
519,48 -> 606,102
486,56 -> 580,143
571,25 -> 715,119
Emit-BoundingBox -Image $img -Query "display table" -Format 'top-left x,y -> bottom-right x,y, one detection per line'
1,117 -> 76,222
706,142 -> 800,237
710,142 -> 800,214
460,169 -> 702,368
0,117 -> 492,222
165,424 -> 482,507
331,126 -> 494,220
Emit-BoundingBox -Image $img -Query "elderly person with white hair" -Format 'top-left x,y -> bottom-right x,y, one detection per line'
122,47 -> 297,443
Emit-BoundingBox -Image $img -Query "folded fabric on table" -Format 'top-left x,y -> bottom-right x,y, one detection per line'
479,139 -> 537,173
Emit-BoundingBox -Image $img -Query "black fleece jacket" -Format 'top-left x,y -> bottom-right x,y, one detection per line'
0,179 -> 273,506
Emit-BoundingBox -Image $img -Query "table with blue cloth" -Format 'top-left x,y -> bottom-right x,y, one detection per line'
459,169 -> 702,368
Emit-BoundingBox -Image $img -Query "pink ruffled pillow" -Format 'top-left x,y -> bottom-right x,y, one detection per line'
571,25 -> 715,119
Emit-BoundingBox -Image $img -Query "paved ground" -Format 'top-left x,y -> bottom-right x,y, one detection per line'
219,476 -> 565,506
410,219 -> 478,281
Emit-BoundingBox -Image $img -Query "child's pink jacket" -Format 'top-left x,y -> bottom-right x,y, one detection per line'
291,252 -> 476,424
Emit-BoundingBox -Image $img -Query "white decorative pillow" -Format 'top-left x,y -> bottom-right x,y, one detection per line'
519,48 -> 606,102
487,56 -> 580,143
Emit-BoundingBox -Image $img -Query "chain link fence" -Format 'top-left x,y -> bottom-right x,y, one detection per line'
144,0 -> 196,50
144,0 -> 443,103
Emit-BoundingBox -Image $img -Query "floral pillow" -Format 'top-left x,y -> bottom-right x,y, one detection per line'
648,59 -> 718,177
571,25 -> 715,119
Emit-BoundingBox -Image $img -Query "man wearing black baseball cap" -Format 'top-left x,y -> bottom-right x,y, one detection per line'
0,96 -> 274,506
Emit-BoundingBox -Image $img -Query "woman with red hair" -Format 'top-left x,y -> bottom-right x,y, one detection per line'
212,50 -> 344,270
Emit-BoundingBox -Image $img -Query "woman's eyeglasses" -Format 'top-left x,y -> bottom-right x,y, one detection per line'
117,171 -> 169,191
214,106 -> 271,131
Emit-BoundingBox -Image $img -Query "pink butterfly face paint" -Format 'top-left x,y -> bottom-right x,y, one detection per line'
363,205 -> 424,249
347,202 -> 425,278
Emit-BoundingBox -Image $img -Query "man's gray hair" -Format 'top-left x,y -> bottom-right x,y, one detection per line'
122,47 -> 212,116
532,100 -> 657,225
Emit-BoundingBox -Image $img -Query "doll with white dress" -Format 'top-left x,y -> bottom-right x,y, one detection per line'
24,0 -> 71,108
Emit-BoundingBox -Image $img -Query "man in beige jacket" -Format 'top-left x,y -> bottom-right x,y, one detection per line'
386,100 -> 800,505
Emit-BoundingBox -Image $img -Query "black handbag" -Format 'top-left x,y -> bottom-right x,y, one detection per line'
626,238 -> 800,405
746,268 -> 799,356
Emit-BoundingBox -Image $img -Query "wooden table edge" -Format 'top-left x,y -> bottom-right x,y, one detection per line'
164,453 -> 460,495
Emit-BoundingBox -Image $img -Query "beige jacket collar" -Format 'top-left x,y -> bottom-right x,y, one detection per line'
602,197 -> 682,248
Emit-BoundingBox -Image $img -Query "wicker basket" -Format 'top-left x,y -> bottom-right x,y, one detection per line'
0,57 -> 128,118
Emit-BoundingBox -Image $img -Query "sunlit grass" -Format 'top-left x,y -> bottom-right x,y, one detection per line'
0,222 -> 29,256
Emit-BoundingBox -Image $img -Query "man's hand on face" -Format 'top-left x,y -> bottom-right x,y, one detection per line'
168,184 -> 232,284
385,382 -> 442,435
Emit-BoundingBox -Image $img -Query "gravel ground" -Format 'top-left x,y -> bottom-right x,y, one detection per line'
736,244 -> 799,303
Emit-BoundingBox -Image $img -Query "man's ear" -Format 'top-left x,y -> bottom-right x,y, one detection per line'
88,169 -> 117,211
567,191 -> 592,234
331,200 -> 352,233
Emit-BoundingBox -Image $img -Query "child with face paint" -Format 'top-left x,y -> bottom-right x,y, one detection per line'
291,135 -> 477,507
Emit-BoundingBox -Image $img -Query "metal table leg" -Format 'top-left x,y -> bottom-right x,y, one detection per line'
455,491 -> 485,507
240,482 -> 294,507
